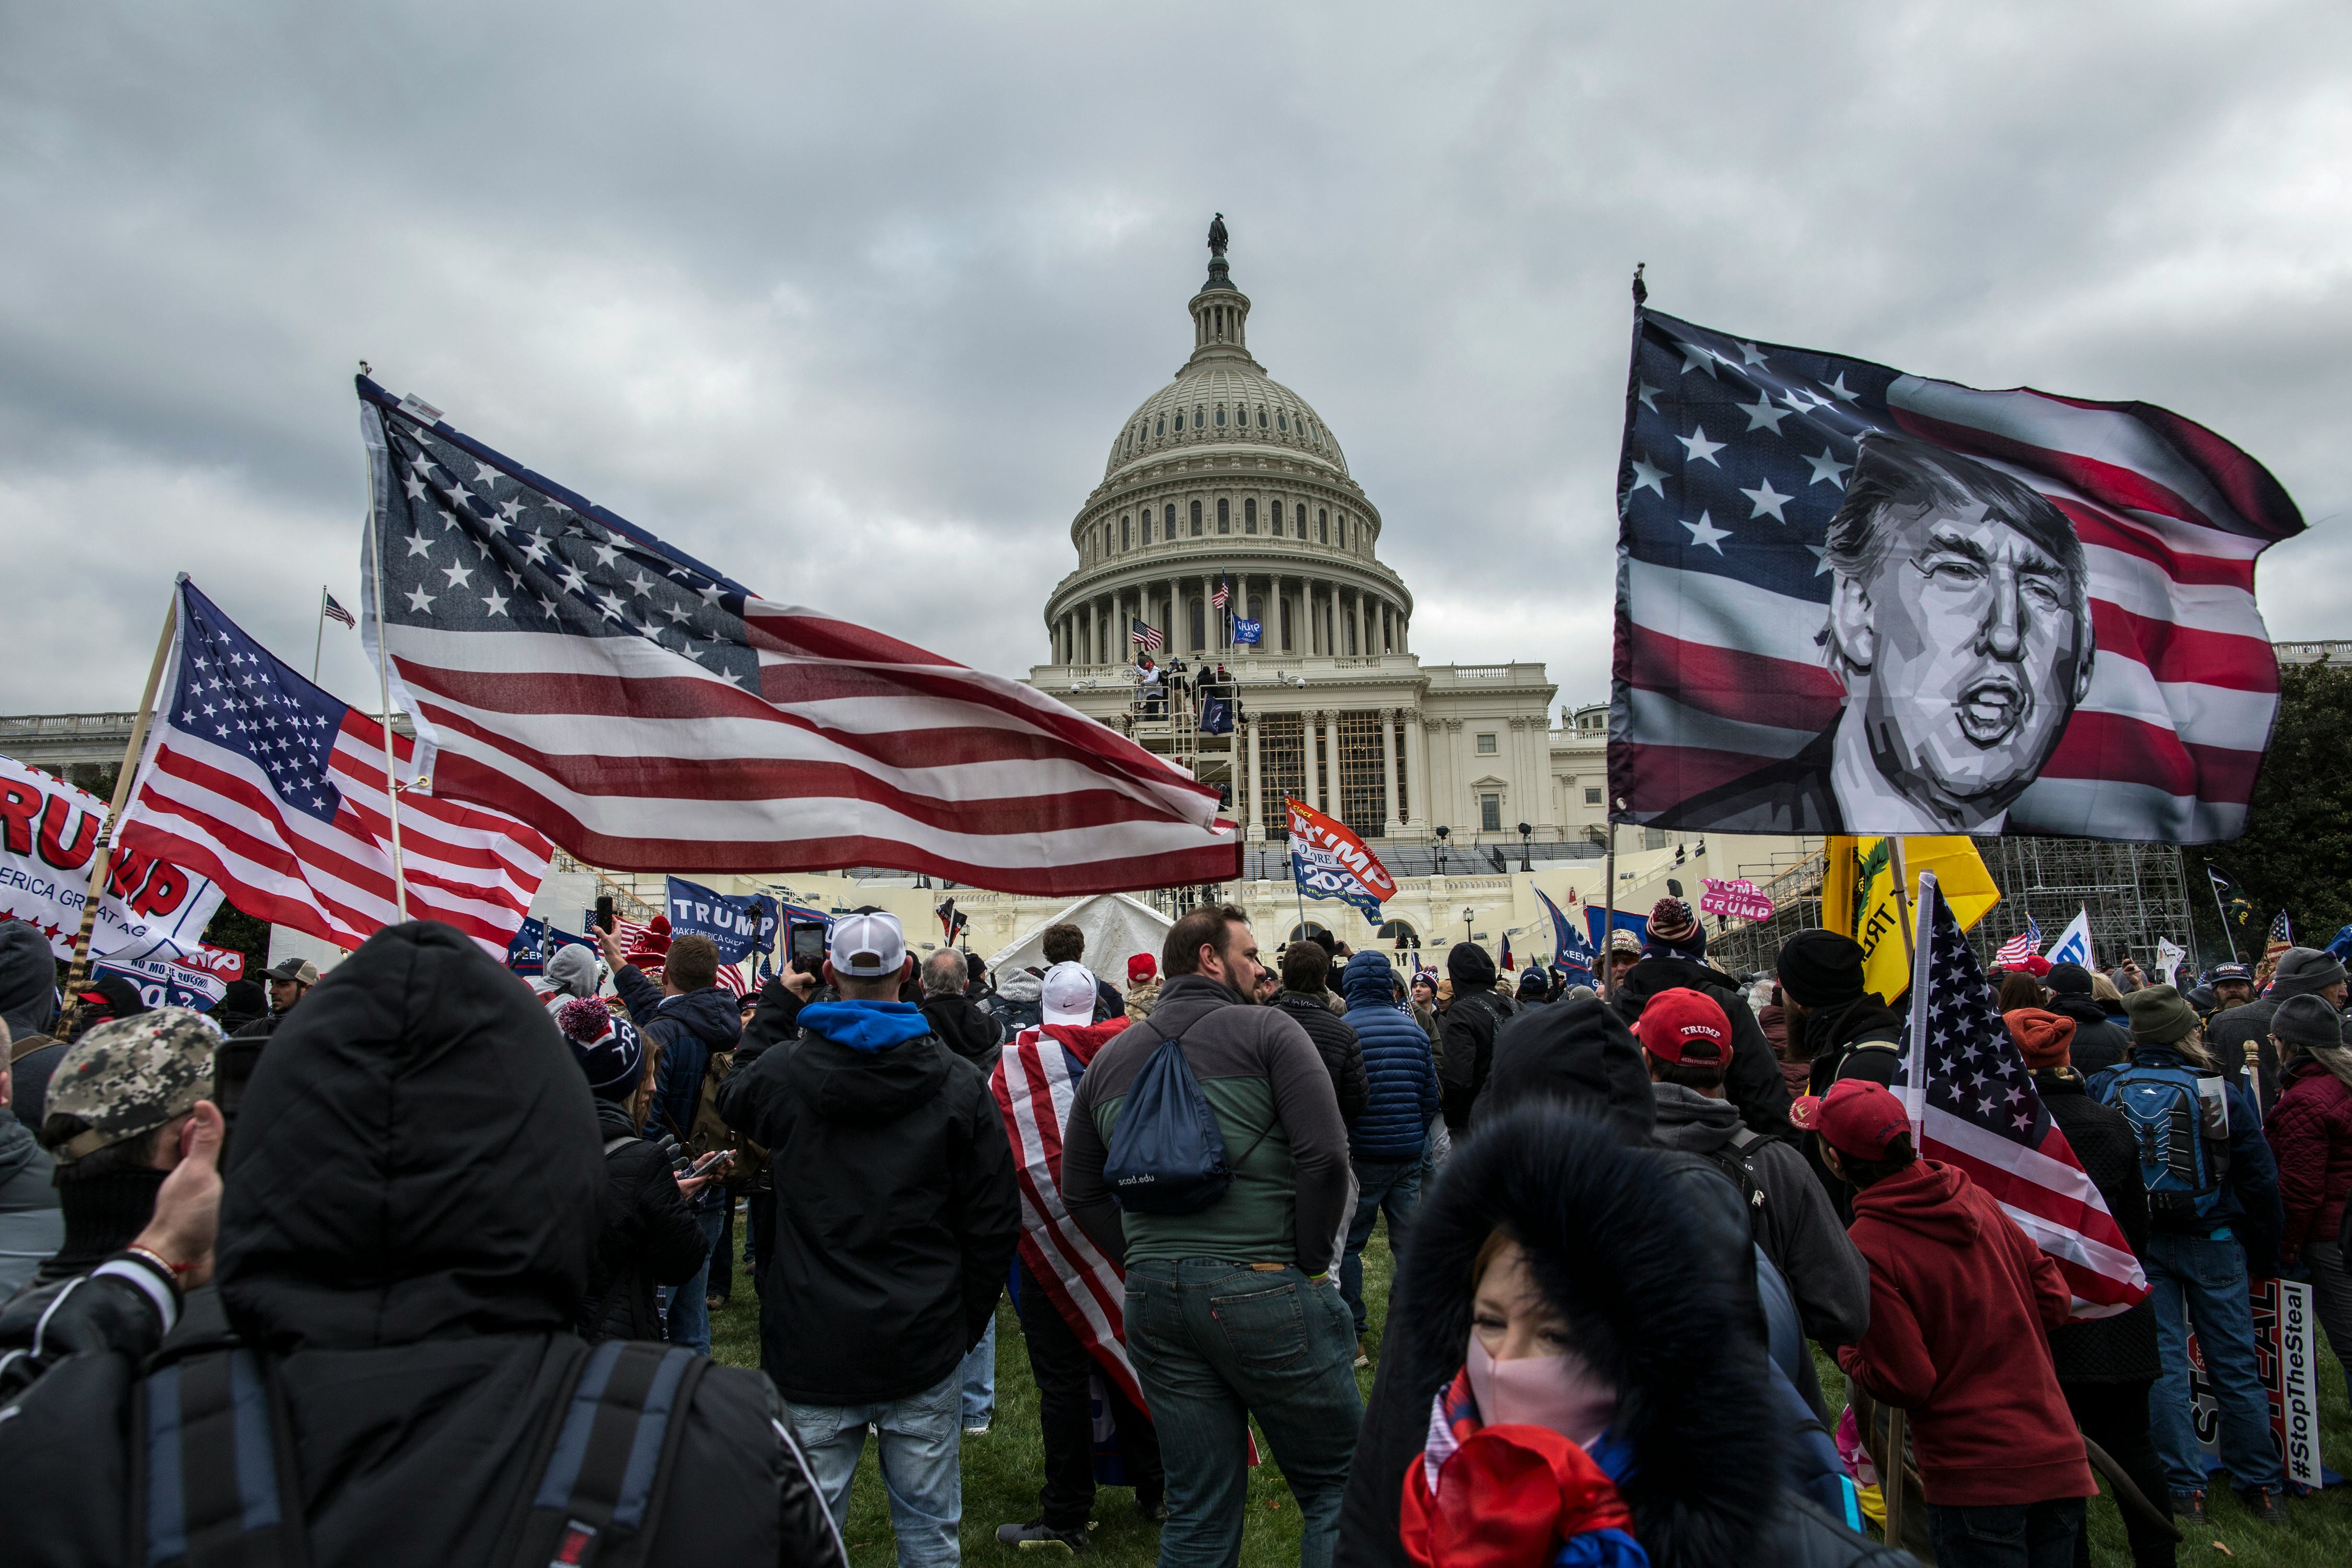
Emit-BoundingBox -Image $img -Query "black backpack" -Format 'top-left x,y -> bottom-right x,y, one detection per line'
1103,1025 -> 1266,1215
1702,1125 -> 1770,1242
131,1337 -> 707,1567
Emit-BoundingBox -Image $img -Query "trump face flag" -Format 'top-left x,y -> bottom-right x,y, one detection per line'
1286,797 -> 1395,925
1612,309 -> 2303,843
1900,872 -> 2148,1317
358,380 -> 1236,895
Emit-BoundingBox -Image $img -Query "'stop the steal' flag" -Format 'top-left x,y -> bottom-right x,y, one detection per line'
358,379 -> 1237,895
1612,309 -> 2303,843
1285,797 -> 1395,925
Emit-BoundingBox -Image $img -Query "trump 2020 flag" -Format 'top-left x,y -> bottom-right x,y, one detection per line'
1612,309 -> 2303,843
1286,797 -> 1395,925
1535,885 -> 1596,986
357,379 -> 1237,895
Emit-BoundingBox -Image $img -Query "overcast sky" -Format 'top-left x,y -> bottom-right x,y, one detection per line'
5,2 -> 2347,717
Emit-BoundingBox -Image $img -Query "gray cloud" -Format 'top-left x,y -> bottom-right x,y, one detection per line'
3,1 -> 2345,722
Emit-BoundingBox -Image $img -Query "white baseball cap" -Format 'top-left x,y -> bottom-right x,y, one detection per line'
1041,961 -> 1099,1027
827,912 -> 906,978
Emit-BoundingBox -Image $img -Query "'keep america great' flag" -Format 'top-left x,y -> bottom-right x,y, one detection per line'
357,379 -> 1237,894
1612,309 -> 2304,843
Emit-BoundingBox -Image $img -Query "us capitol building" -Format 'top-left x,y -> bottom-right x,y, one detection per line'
1029,225 -> 1619,886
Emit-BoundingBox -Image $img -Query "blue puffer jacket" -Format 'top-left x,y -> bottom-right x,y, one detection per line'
1339,951 -> 1440,1162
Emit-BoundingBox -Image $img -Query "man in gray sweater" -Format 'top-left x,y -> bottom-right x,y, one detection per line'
1061,903 -> 1359,1568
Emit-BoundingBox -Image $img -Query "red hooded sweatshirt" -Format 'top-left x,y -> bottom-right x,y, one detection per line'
1836,1160 -> 2093,1507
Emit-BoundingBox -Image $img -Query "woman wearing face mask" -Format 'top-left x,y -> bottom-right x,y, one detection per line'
1351,1101 -> 1911,1568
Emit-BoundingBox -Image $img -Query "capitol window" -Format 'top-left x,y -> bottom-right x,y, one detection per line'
1195,406 -> 1205,428
1215,406 -> 1227,428
1121,515 -> 1132,550
1585,787 -> 1602,805
1157,416 -> 1166,436
1217,498 -> 1230,534
1277,410 -> 1288,431
1190,500 -> 1203,535
1476,732 -> 1498,755
1174,411 -> 1184,431
1141,512 -> 1153,545
1318,508 -> 1328,543
1257,407 -> 1267,428
1243,498 -> 1256,533
1165,503 -> 1177,536
1480,793 -> 1503,833
1296,508 -> 1308,540
1269,499 -> 1282,531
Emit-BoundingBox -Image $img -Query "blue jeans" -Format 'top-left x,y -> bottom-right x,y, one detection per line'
662,1202 -> 725,1356
1123,1259 -> 1362,1568
2144,1230 -> 2283,1492
1924,1497 -> 2084,1568
958,1316 -> 996,1429
788,1363 -> 964,1568
1340,1158 -> 1423,1336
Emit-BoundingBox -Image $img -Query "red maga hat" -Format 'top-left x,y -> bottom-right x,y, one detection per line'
1636,987 -> 1731,1066
1789,1078 -> 1911,1159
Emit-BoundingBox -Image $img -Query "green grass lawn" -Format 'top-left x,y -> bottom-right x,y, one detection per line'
711,1208 -> 2352,1566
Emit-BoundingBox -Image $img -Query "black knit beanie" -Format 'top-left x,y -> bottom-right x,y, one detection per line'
1777,930 -> 1867,1008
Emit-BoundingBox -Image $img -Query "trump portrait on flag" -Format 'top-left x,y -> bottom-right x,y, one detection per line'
1674,432 -> 2095,835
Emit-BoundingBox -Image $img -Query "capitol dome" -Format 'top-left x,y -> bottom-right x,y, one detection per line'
1044,230 -> 1409,670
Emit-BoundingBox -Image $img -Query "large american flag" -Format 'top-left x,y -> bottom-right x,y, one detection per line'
1901,872 -> 2150,1317
1992,916 -> 2043,970
1129,617 -> 1164,653
991,1027 -> 1151,1412
358,381 -> 1236,894
1613,309 -> 2302,842
114,577 -> 552,957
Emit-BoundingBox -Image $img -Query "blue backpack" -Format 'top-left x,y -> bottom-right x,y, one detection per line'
1103,1032 -> 1236,1215
2096,1060 -> 2231,1228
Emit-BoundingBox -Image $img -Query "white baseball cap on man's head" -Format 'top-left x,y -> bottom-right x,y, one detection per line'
1040,961 -> 1098,1027
827,912 -> 906,978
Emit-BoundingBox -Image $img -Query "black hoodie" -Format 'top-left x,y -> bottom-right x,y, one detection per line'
1334,1103 -> 1909,1568
716,999 -> 1020,1406
0,920 -> 840,1568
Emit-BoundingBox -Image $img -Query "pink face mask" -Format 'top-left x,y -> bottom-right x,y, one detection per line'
1465,1332 -> 1617,1448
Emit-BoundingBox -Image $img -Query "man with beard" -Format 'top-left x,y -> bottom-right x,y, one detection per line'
1675,431 -> 2095,834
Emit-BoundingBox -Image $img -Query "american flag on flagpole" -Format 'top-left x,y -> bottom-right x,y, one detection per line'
321,591 -> 356,629
114,577 -> 552,958
1903,871 -> 2150,1317
1992,916 -> 2043,970
1129,617 -> 1163,653
1210,577 -> 1230,610
357,381 -> 1237,894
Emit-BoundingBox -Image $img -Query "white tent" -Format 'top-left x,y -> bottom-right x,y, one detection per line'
985,893 -> 1172,984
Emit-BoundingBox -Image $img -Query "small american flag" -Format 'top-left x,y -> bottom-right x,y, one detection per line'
358,380 -> 1236,895
1129,617 -> 1163,653
115,577 -> 552,957
1903,872 -> 2149,1317
1992,917 -> 2043,970
321,591 -> 356,629
1211,577 -> 1229,610
2267,909 -> 2293,949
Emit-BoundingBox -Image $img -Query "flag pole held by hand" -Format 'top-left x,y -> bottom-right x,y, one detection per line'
61,586 -> 180,1005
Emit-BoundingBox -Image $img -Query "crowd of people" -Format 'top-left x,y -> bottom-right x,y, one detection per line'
0,889 -> 2346,1568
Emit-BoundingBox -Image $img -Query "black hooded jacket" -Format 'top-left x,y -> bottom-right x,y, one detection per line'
2043,993 -> 2132,1080
716,1004 -> 1020,1407
1334,1102 -> 1909,1568
920,988 -> 1005,1070
0,921 -> 839,1568
583,1098 -> 711,1342
1438,942 -> 1512,1132
1803,993 -> 1909,1092
1611,954 -> 1793,1139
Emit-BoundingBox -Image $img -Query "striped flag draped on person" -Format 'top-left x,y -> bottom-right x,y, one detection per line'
112,576 -> 551,956
356,379 -> 1237,894
1902,872 -> 2150,1316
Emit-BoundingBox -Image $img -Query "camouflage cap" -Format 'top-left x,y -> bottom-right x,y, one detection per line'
43,1006 -> 216,1162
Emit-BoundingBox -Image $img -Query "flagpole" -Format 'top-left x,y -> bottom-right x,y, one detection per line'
61,589 -> 179,1001
1899,869 -> 1938,1145
2205,864 -> 2240,965
365,494 -> 411,920
1600,815 -> 1617,1000
1887,836 -> 1919,972
313,585 -> 329,682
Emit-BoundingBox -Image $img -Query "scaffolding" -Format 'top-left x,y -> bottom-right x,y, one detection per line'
1704,838 -> 2197,981
1256,712 -> 1307,828
1336,709 -> 1387,838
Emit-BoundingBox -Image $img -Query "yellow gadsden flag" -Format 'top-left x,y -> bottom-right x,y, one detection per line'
1823,837 -> 2001,1002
